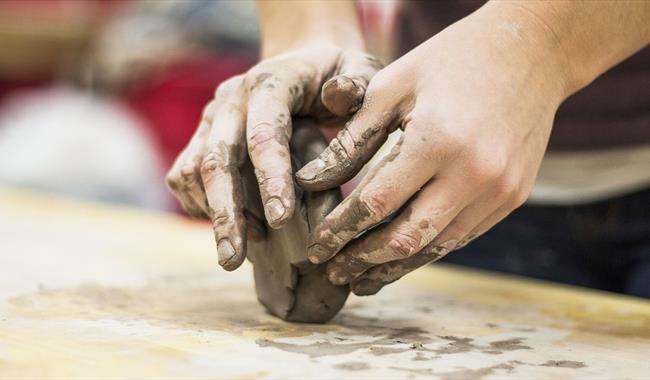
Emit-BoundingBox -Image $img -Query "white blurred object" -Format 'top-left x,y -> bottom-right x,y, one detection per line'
0,87 -> 169,210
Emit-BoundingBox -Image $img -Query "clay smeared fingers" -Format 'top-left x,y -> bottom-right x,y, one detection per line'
180,164 -> 210,213
289,118 -> 330,163
165,101 -> 216,217
347,176 -> 522,294
295,96 -> 398,191
290,119 -> 344,228
246,73 -> 299,229
324,173 -> 471,285
321,52 -> 383,117
349,242 -> 450,296
166,176 -> 205,218
166,158 -> 205,217
201,89 -> 249,271
307,133 -> 435,264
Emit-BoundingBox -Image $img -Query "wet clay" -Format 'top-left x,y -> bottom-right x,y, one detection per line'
242,118 -> 349,323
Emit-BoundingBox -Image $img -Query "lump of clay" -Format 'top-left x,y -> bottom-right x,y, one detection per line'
242,119 -> 349,323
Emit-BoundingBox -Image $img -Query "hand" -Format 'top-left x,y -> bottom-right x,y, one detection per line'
165,44 -> 382,270
296,5 -> 571,295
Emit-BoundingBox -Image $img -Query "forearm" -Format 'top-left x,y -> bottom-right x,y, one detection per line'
484,0 -> 650,97
257,0 -> 364,58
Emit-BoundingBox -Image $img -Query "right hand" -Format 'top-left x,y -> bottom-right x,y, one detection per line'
165,45 -> 382,271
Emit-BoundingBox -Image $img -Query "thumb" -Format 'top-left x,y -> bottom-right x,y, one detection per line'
321,52 -> 383,117
296,93 -> 397,191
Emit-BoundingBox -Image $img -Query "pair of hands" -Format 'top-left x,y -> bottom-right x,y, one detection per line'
167,6 -> 568,295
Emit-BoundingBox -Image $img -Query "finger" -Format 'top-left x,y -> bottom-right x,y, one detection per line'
290,119 -> 343,229
166,174 -> 204,217
295,93 -> 398,191
202,80 -> 248,271
240,159 -> 268,241
246,72 -> 297,229
350,241 -> 451,296
325,173 -> 473,285
349,191 -> 505,296
446,207 -> 499,252
166,101 -> 216,217
307,133 -> 436,264
179,164 -> 209,214
321,52 -> 383,117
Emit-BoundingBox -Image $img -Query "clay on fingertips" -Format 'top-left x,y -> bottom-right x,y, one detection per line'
243,118 -> 349,323
350,244 -> 449,296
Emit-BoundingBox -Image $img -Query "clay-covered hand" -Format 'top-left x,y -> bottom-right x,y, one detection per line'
165,45 -> 382,271
296,5 -> 572,295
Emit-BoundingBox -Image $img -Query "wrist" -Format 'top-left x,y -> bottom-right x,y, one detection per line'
466,2 -> 584,102
258,0 -> 365,59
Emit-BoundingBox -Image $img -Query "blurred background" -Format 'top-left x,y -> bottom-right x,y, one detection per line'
0,0 -> 259,210
0,0 -> 395,212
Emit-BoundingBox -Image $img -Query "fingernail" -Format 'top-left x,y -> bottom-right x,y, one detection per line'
217,239 -> 236,268
264,197 -> 286,225
308,244 -> 330,263
327,265 -> 352,285
296,158 -> 326,181
352,278 -> 382,296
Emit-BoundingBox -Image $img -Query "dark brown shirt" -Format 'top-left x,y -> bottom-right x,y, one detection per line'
398,0 -> 650,151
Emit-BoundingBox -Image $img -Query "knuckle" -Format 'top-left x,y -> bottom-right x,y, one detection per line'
387,229 -> 422,258
494,174 -> 519,200
245,68 -> 280,93
210,207 -> 232,227
417,126 -> 460,162
328,131 -> 354,162
247,123 -> 279,154
471,156 -> 507,184
358,192 -> 391,221
328,228 -> 348,247
200,151 -> 227,176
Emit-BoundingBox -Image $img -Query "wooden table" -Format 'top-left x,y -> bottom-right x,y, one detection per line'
1,187 -> 648,379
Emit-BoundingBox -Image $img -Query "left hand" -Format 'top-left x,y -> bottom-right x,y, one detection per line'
295,4 -> 572,295
164,45 -> 382,271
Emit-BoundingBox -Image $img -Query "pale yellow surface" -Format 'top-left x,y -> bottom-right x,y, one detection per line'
0,187 -> 649,379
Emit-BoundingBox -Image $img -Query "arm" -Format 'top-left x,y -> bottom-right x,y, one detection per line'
297,0 -> 650,295
165,0 -> 382,271
258,0 -> 364,58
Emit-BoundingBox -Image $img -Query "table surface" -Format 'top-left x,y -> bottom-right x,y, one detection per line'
1,187 -> 649,379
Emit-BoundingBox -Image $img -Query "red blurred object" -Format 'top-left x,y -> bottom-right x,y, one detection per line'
126,54 -> 254,170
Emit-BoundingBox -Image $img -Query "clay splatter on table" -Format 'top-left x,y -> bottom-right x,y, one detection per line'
1,187 -> 648,379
